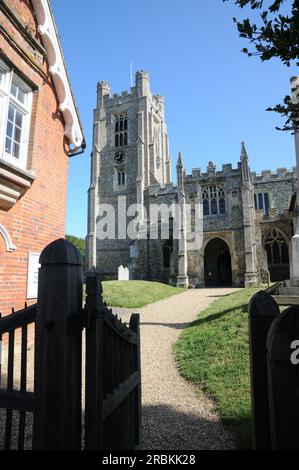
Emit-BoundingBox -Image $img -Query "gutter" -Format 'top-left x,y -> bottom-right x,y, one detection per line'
68,139 -> 87,158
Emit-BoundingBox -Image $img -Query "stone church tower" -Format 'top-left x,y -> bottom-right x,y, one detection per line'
87,71 -> 171,277
88,70 -> 297,288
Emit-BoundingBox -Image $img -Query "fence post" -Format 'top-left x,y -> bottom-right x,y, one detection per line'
129,313 -> 141,447
248,291 -> 279,449
267,305 -> 299,450
85,274 -> 104,450
32,239 -> 83,450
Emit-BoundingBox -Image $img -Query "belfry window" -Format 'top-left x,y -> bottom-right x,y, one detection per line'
118,170 -> 126,187
254,192 -> 270,216
115,114 -> 128,148
202,184 -> 226,216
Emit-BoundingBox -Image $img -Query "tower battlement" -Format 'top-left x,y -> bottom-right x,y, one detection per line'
97,85 -> 137,107
96,70 -> 165,112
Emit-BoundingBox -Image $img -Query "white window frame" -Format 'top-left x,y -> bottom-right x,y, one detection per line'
0,59 -> 32,171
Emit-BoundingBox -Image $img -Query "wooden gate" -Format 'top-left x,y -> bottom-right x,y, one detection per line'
0,305 -> 36,450
85,276 -> 141,450
249,290 -> 299,450
0,238 -> 141,450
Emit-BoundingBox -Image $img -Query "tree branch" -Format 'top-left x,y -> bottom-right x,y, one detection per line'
224,0 -> 299,131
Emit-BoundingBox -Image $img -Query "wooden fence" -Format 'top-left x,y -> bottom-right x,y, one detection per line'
0,304 -> 36,450
249,290 -> 299,450
85,276 -> 141,450
0,238 -> 141,450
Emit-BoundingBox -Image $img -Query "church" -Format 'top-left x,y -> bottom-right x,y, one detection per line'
87,71 -> 297,288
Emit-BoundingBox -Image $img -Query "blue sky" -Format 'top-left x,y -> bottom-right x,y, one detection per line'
51,0 -> 298,238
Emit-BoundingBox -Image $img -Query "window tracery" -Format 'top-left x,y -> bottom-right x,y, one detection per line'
202,185 -> 226,216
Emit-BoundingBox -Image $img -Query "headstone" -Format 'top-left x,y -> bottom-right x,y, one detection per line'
248,291 -> 279,449
118,265 -> 129,281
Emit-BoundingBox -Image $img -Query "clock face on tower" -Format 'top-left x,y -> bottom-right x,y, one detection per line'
114,151 -> 126,165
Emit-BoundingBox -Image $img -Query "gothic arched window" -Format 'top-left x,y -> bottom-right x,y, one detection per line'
163,240 -> 173,269
219,197 -> 226,214
264,227 -> 289,266
281,242 -> 289,264
115,114 -> 128,148
203,199 -> 209,216
211,198 -> 217,215
255,192 -> 270,216
202,184 -> 226,217
118,170 -> 126,187
264,193 -> 270,216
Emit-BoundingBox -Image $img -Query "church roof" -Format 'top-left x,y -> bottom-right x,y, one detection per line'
31,0 -> 85,150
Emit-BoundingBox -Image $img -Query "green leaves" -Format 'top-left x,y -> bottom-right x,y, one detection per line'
224,0 -> 299,131
267,95 -> 299,131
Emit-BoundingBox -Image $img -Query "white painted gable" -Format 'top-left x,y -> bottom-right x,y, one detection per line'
31,0 -> 84,149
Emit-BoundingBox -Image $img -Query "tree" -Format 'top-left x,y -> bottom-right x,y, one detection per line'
224,0 -> 299,130
66,234 -> 87,276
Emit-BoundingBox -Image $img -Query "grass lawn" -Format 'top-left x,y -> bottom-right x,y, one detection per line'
101,280 -> 184,308
174,287 -> 261,449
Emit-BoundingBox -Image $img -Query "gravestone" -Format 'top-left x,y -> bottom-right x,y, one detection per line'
118,265 -> 129,281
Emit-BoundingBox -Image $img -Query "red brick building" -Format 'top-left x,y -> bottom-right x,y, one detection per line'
0,0 -> 85,315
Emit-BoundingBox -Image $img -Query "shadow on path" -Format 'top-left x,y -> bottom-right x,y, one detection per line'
140,322 -> 190,330
140,404 -> 235,450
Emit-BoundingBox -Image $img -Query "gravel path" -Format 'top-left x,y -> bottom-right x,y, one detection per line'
133,288 -> 238,450
1,288 -> 237,450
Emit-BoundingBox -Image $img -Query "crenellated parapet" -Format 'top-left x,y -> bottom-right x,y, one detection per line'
183,163 -> 297,186
251,167 -> 297,182
97,84 -> 138,108
96,71 -> 166,112
185,161 -> 242,182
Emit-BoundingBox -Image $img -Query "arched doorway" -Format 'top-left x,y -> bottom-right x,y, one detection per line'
204,238 -> 232,287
